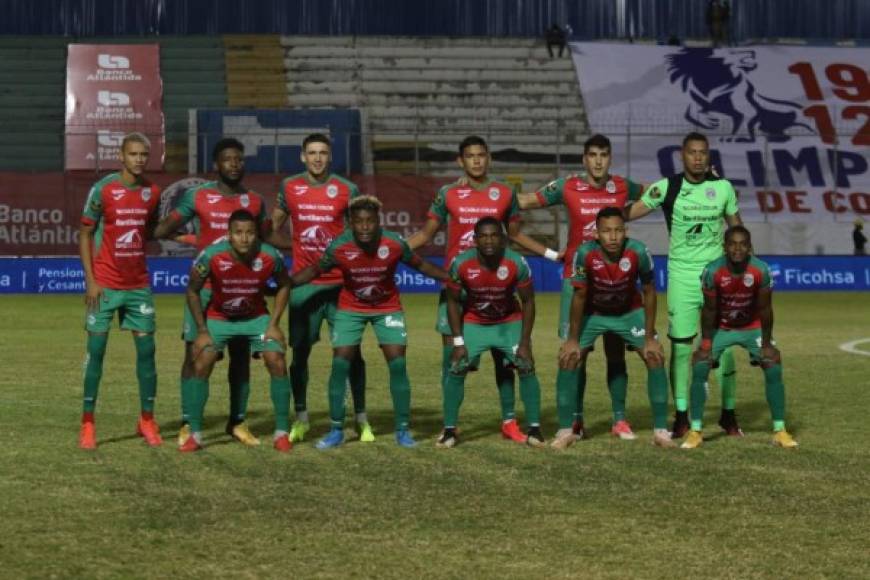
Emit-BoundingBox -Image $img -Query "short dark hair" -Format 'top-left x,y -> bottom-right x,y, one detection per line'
583,134 -> 611,154
595,206 -> 625,225
474,216 -> 504,235
302,133 -> 331,150
349,195 -> 383,215
458,135 -> 488,155
724,224 -> 752,243
213,137 -> 245,161
683,132 -> 708,148
229,209 -> 256,227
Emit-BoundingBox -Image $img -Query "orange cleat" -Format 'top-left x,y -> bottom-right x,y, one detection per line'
136,417 -> 163,447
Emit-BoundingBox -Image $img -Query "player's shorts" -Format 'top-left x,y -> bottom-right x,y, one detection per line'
206,315 -> 285,354
331,309 -> 408,347
86,287 -> 155,334
710,328 -> 771,365
579,309 -> 646,351
182,288 -> 212,342
666,272 -> 704,340
289,282 -> 340,348
460,320 -> 531,373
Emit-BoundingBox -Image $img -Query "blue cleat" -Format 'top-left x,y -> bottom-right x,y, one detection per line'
316,428 -> 345,450
395,430 -> 417,448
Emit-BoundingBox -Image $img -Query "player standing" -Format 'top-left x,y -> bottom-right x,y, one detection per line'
519,134 -> 644,439
406,135 -> 556,443
682,226 -> 798,449
181,210 -> 293,452
291,196 -> 448,449
627,132 -> 743,438
154,138 -> 268,446
438,217 -> 545,448
78,132 -> 162,449
556,208 -> 674,449
270,133 -> 368,443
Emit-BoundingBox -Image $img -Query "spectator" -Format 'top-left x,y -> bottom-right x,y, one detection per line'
707,0 -> 726,48
546,23 -> 567,58
854,220 -> 867,255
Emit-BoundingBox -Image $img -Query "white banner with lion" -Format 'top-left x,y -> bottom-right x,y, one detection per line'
570,43 -> 870,224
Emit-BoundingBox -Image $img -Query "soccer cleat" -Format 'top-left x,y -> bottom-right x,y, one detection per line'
79,422 -> 96,450
671,411 -> 690,439
611,420 -> 638,440
395,430 -> 417,448
316,428 -> 345,450
273,433 -> 292,453
436,428 -> 458,449
179,432 -> 203,452
501,418 -> 526,444
358,422 -> 375,443
680,430 -> 704,449
718,410 -> 745,437
289,420 -> 310,443
526,426 -> 546,448
550,428 -> 575,450
136,417 -> 163,447
772,430 -> 799,449
227,422 -> 261,447
652,429 -> 678,448
177,424 -> 191,446
571,419 -> 585,441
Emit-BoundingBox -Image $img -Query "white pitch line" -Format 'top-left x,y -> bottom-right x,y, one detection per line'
839,338 -> 870,357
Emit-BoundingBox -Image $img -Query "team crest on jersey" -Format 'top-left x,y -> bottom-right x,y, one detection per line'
240,194 -> 250,208
743,274 -> 755,287
619,257 -> 632,272
705,187 -> 716,200
488,188 -> 500,201
141,188 -> 151,202
252,257 -> 263,272
606,180 -> 616,194
377,245 -> 390,260
497,265 -> 509,280
326,184 -> 339,199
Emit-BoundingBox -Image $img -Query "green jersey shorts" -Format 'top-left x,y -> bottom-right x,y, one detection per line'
331,309 -> 408,347
579,309 -> 647,351
85,287 -> 155,334
289,282 -> 340,348
206,315 -> 284,354
458,320 -> 531,373
710,328 -> 772,365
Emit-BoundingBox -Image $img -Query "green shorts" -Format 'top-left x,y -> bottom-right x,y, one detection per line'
86,287 -> 155,334
182,288 -> 212,342
666,272 -> 704,340
289,283 -> 340,348
462,320 -> 529,372
579,309 -> 647,350
206,315 -> 285,353
331,309 -> 408,347
711,328 -> 771,365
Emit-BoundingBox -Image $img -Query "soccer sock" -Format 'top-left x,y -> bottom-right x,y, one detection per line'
443,372 -> 466,428
133,334 -> 157,413
327,356 -> 351,428
493,351 -> 516,421
187,377 -> 210,432
387,357 -> 412,431
690,360 -> 712,431
647,366 -> 670,430
518,373 -> 542,427
670,341 -> 692,412
440,345 -> 452,391
227,350 -> 250,424
717,347 -> 737,410
575,364 -> 587,421
555,367 -> 579,429
606,360 -> 628,422
289,345 -> 311,413
180,377 -> 195,428
762,363 -> 786,431
270,375 -> 291,433
349,354 -> 367,414
82,333 -> 108,413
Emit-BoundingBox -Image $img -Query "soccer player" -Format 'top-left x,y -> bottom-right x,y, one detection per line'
154,138 -> 269,446
682,226 -> 798,449
627,132 -> 743,438
270,133 -> 368,443
518,134 -> 645,440
556,207 -> 674,449
437,217 -> 545,448
406,135 -> 557,444
180,210 -> 292,452
78,132 -> 162,449
290,196 -> 448,449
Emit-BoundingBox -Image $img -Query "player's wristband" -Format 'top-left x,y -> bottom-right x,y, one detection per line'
453,336 -> 465,347
544,248 -> 560,262
700,338 -> 712,351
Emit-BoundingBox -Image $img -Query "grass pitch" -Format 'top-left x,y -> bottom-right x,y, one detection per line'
0,292 -> 868,579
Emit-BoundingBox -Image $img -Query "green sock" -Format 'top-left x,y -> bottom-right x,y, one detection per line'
575,365 -> 587,421
690,360 -> 712,431
492,350 -> 516,421
82,333 -> 108,413
647,366 -> 670,430
763,363 -> 786,431
227,349 -> 250,424
518,373 -> 541,426
290,346 -> 311,413
349,354 -> 367,414
717,347 -> 737,410
670,341 -> 692,412
187,377 -> 210,432
555,367 -> 579,429
270,375 -> 292,432
180,377 -> 194,427
328,356 -> 351,428
443,372 -> 466,428
133,334 -> 157,413
607,360 -> 628,422
441,345 -> 452,392
387,357 -> 412,431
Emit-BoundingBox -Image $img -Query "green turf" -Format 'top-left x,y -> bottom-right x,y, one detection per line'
1,292 -> 868,579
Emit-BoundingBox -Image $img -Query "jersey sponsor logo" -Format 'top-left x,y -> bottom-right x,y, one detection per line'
630,326 -> 646,337
141,188 -> 151,202
240,194 -> 250,208
606,180 -> 616,194
222,297 -> 253,316
355,284 -> 385,302
377,245 -> 390,260
619,257 -> 632,272
326,184 -> 339,199
252,257 -> 263,272
217,259 -> 234,272
87,314 -> 97,326
583,221 -> 598,236
139,303 -> 155,316
497,265 -> 509,280
459,230 -> 476,246
384,315 -> 405,328
488,188 -> 501,201
743,273 -> 755,287
115,229 -> 142,249
300,225 -> 332,247
207,194 -> 223,204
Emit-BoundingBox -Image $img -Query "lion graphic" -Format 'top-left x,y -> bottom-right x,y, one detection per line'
665,48 -> 812,142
